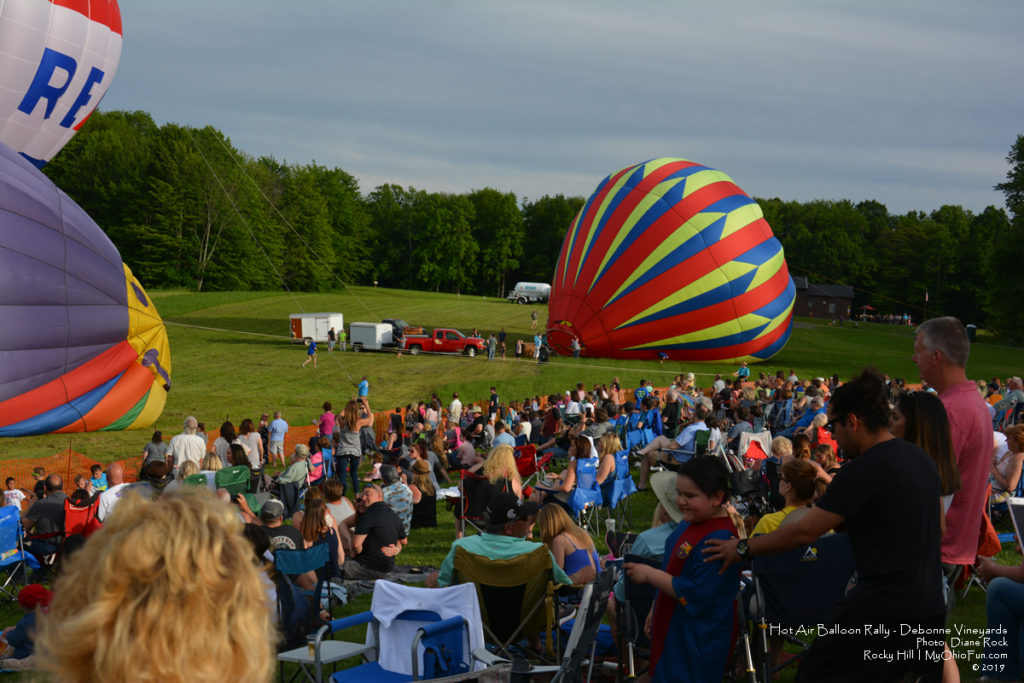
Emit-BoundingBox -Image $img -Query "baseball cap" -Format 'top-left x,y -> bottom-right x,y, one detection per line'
379,465 -> 400,485
19,583 -> 52,611
485,493 -> 539,526
260,499 -> 286,520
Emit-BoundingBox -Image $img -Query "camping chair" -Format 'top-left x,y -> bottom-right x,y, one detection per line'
750,532 -> 855,679
455,470 -> 493,536
617,554 -> 659,680
624,429 -> 647,452
479,569 -> 616,683
568,456 -> 603,533
215,465 -> 252,497
663,428 -> 711,468
274,542 -> 345,619
452,544 -> 560,661
601,449 -> 638,531
0,507 -> 40,601
514,444 -> 552,489
324,581 -> 503,683
737,431 -> 772,465
184,473 -> 210,488
64,497 -> 102,539
771,399 -> 793,433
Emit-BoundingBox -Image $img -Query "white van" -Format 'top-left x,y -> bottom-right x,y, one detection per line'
507,282 -> 551,304
349,322 -> 394,351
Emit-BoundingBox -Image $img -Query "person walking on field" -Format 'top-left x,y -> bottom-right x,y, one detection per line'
338,327 -> 347,352
530,309 -> 538,329
302,340 -> 317,368
327,327 -> 336,352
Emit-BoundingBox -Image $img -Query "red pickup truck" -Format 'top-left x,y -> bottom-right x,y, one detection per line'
401,328 -> 486,357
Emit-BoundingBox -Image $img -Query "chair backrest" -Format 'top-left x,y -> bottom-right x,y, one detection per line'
215,465 -> 251,496
184,473 -> 209,488
693,428 -> 711,456
575,457 -> 600,492
64,498 -> 101,537
367,580 -> 484,677
307,450 -> 324,484
458,470 -> 497,529
274,542 -> 331,576
453,544 -> 555,648
738,431 -> 772,459
753,533 -> 855,627
514,434 -> 528,447
0,506 -> 21,554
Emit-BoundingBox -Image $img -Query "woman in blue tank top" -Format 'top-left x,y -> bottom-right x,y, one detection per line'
537,503 -> 601,585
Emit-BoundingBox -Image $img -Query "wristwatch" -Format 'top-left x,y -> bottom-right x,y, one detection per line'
736,538 -> 750,559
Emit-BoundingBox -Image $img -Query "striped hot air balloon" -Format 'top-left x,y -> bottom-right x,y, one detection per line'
0,141 -> 170,436
0,0 -> 123,167
546,157 -> 795,363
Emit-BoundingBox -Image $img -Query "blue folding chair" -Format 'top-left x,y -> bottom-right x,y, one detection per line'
327,582 -> 497,683
274,542 -> 345,618
0,506 -> 41,600
568,457 -> 602,533
624,429 -> 646,452
601,450 -> 638,531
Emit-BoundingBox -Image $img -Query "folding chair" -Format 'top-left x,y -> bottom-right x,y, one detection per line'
455,470 -> 493,536
568,456 -> 603,533
325,581 -> 504,683
274,542 -> 345,619
453,545 -> 559,661
750,533 -> 855,679
480,569 -> 616,683
184,473 -> 210,488
624,429 -> 647,452
215,465 -> 252,497
601,449 -> 638,531
662,428 -> 710,468
64,497 -> 102,539
0,507 -> 41,601
617,554 -> 659,680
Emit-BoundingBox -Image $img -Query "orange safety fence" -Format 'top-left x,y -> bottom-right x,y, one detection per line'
1,448 -> 146,512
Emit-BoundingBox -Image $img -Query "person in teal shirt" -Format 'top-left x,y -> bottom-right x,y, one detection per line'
427,493 -> 572,588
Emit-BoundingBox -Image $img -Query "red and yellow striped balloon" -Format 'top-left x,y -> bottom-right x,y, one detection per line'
547,157 -> 794,363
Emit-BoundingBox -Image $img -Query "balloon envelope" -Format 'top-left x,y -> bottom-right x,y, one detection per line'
0,0 -> 123,166
0,141 -> 169,436
547,157 -> 794,363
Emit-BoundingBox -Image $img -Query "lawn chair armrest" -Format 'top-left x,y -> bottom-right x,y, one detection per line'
329,611 -> 374,633
417,615 -> 465,639
471,648 -> 510,667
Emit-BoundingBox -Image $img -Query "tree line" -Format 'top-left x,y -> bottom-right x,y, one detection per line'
41,111 -> 1024,336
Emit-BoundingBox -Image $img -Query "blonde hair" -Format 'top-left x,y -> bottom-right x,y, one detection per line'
597,433 -> 621,457
202,452 -> 222,471
771,436 -> 793,459
537,503 -> 593,551
811,413 -> 828,429
482,445 -> 521,486
411,459 -> 435,497
178,460 -> 200,480
36,490 -> 275,683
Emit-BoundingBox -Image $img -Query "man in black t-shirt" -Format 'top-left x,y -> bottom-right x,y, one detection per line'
706,367 -> 944,682
343,484 -> 406,580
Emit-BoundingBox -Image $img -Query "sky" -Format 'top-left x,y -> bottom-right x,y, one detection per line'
99,0 -> 1023,215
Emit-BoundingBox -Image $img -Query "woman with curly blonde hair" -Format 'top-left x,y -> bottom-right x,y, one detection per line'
36,489 -> 275,683
478,444 -> 523,498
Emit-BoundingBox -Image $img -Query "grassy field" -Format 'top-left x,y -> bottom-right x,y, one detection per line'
2,287 -> 1023,681
3,285 -> 1024,462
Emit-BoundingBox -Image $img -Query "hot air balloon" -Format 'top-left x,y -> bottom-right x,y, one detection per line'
547,157 -> 795,363
0,0 -> 123,167
0,141 -> 169,436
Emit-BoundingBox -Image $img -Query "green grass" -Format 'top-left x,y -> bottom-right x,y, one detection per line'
2,287 -> 1024,680
3,287 -> 1024,463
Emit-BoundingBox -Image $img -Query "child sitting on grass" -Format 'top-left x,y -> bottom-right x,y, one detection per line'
624,457 -> 740,683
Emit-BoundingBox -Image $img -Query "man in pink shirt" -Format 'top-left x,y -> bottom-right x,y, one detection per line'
913,316 -> 992,568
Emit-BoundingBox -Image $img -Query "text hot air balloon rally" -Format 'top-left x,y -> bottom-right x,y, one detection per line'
547,157 -> 796,364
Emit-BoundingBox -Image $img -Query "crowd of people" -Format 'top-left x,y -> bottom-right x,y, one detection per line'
5,315 -> 1024,681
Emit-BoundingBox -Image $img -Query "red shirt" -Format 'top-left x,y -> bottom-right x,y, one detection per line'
940,381 -> 993,564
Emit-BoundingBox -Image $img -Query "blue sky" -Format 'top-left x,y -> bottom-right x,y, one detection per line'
101,0 -> 1023,214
